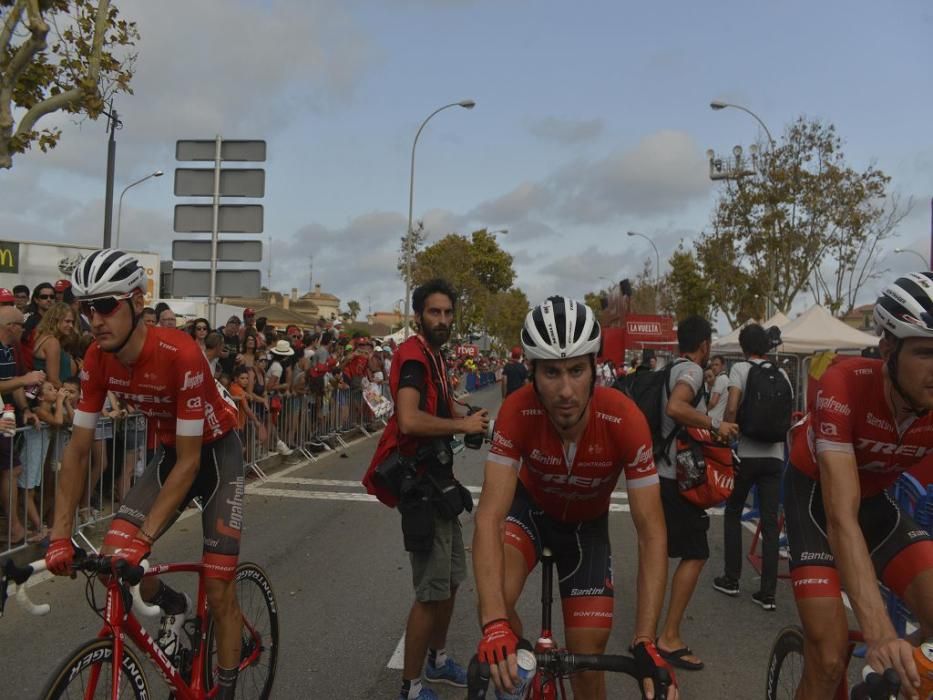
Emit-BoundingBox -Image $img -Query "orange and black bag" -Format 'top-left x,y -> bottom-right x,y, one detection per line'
674,427 -> 735,508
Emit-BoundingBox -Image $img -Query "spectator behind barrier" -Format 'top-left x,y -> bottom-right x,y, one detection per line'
13,285 -> 30,313
32,302 -> 78,387
142,307 -> 157,327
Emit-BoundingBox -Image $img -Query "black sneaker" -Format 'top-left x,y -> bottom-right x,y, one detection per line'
752,591 -> 776,610
713,575 -> 739,596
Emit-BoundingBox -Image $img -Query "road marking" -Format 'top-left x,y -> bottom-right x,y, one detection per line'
387,633 -> 406,669
250,488 -> 378,502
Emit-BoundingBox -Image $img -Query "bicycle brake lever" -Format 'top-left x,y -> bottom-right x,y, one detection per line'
130,560 -> 161,619
10,560 -> 51,616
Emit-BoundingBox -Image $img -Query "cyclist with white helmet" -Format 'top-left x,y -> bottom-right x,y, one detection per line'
473,296 -> 677,700
45,250 -> 247,699
784,273 -> 933,699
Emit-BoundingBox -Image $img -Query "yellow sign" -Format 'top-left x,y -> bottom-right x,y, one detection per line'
0,242 -> 18,272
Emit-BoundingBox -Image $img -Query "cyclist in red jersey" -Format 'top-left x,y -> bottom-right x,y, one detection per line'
473,297 -> 675,700
785,273 -> 933,700
44,250 -> 246,699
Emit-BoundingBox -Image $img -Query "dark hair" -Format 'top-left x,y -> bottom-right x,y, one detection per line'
738,323 -> 771,356
255,317 -> 267,332
26,282 -> 54,314
13,284 -> 29,296
677,315 -> 712,353
320,331 -> 332,345
233,365 -> 249,378
188,317 -> 209,339
63,376 -> 80,387
142,307 -> 156,316
711,354 -> 726,366
412,278 -> 457,315
205,332 -> 224,351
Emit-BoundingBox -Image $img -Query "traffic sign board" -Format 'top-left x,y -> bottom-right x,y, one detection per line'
172,269 -> 261,298
174,168 -> 265,198
174,204 -> 264,233
173,240 -> 263,262
176,139 -> 266,162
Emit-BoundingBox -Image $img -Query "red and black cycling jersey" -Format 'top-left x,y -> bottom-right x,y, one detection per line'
488,384 -> 658,522
74,326 -> 237,446
789,357 -> 933,497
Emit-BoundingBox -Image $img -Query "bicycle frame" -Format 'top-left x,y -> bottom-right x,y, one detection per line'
93,561 -> 263,700
531,550 -> 564,699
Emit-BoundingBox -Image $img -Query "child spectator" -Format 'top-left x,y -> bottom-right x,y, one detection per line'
21,381 -> 67,541
229,367 -> 263,443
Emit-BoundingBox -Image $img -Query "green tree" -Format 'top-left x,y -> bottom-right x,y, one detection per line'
705,117 -> 908,320
0,0 -> 139,169
410,227 -> 516,337
345,300 -> 361,322
486,287 -> 530,350
658,244 -> 716,321
584,290 -> 607,316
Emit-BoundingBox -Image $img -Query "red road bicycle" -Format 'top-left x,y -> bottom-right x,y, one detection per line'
1,551 -> 278,699
467,546 -> 672,699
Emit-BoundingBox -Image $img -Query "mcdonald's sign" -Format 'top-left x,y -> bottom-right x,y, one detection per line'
0,242 -> 19,273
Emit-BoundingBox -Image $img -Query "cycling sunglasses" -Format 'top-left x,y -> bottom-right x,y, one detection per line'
79,294 -> 132,318
37,293 -> 55,300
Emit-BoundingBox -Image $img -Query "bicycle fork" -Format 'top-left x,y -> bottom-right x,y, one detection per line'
534,550 -> 563,700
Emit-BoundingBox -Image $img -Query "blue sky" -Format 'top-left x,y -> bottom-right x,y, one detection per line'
2,0 -> 931,327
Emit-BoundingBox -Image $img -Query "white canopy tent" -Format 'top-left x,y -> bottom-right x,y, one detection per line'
776,304 -> 877,353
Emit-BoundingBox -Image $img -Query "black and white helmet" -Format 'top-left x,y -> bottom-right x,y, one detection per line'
521,296 -> 601,360
874,273 -> 933,339
71,249 -> 146,298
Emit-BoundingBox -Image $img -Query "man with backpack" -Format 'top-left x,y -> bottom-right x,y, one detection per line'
713,323 -> 792,611
652,317 -> 738,672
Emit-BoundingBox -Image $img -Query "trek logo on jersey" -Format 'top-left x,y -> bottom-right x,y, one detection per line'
854,368 -> 873,376
865,412 -> 894,431
816,391 -> 851,416
529,448 -> 561,466
854,438 -> 930,458
158,341 -> 178,353
539,473 -> 612,489
111,391 -> 173,406
520,409 -> 544,417
181,370 -> 204,391
596,411 -> 621,425
492,432 -> 514,450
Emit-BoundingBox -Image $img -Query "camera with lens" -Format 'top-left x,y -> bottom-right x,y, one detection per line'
464,405 -> 495,450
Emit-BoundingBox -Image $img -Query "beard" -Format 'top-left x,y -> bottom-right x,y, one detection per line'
424,323 -> 450,348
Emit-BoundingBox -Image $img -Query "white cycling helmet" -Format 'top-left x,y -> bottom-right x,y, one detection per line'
521,296 -> 601,360
873,272 -> 933,339
71,249 -> 146,298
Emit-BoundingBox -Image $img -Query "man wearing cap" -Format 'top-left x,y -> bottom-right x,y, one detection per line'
500,346 -> 528,399
0,288 -> 14,307
53,279 -> 71,303
239,308 -> 263,347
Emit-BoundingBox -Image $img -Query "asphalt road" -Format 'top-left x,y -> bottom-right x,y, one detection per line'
0,385 -> 854,698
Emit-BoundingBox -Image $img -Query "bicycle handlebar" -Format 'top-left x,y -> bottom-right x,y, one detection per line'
849,667 -> 900,700
1,553 -> 159,619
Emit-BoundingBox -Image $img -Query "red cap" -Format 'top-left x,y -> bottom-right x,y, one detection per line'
511,346 -> 522,359
54,279 -> 72,292
0,288 -> 14,303
311,363 -> 328,378
243,307 -> 255,317
326,356 -> 338,368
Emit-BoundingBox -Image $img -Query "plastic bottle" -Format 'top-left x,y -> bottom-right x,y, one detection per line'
914,639 -> 933,699
1,404 -> 15,437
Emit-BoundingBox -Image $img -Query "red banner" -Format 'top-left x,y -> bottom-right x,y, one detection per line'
624,314 -> 677,349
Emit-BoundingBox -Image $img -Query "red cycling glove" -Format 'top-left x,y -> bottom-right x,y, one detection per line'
633,640 -> 676,694
477,619 -> 519,666
45,538 -> 75,576
115,537 -> 151,569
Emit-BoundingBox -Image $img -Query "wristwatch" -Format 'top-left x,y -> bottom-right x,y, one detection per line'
710,415 -> 722,432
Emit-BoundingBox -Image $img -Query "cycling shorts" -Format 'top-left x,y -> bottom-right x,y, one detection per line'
103,430 -> 245,581
505,482 -> 614,629
784,464 -> 933,600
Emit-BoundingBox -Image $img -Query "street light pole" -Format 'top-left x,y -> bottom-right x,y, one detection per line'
403,100 -> 476,339
893,247 -> 930,268
710,99 -> 778,317
626,231 -> 661,305
115,170 -> 164,249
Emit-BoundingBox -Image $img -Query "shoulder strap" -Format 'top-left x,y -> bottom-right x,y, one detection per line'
657,359 -> 703,463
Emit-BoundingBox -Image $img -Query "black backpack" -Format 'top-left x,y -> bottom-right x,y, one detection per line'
613,359 -> 703,461
737,361 -> 793,443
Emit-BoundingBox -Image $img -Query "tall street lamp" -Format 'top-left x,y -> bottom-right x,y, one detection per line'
115,170 -> 163,249
893,247 -> 929,268
710,99 -> 778,317
403,100 -> 476,338
626,230 -> 661,286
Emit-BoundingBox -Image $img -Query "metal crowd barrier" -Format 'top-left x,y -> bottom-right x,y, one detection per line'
1,414 -> 148,557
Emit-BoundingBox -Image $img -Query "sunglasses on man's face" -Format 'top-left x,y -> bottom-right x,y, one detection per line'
79,295 -> 129,318
196,325 -> 208,331
37,294 -> 54,300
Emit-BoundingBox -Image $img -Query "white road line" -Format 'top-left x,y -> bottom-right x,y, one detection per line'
249,488 -> 379,502
387,633 -> 406,670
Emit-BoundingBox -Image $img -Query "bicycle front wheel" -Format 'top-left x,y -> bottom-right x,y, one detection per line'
766,625 -> 805,700
204,562 -> 280,699
41,637 -> 151,700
